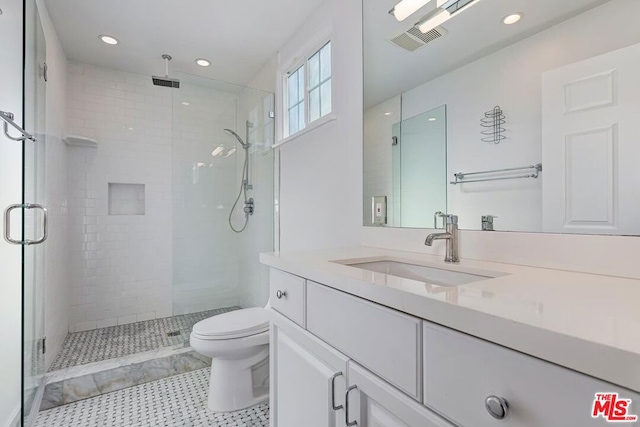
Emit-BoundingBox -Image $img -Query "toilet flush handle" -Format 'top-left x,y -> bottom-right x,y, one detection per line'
276,290 -> 287,299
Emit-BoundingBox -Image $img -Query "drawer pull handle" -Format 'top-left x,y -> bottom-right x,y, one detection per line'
345,385 -> 358,426
276,290 -> 287,299
331,372 -> 343,411
485,396 -> 509,420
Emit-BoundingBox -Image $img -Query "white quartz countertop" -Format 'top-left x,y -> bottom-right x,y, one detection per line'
260,247 -> 640,392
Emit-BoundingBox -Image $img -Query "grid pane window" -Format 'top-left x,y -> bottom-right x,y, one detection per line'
320,79 -> 332,117
309,87 -> 320,123
287,65 -> 305,135
284,40 -> 332,138
308,42 -> 332,123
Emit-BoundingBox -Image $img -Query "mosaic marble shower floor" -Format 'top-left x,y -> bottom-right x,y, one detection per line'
51,307 -> 240,371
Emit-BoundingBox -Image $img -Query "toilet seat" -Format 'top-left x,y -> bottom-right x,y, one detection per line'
192,307 -> 269,340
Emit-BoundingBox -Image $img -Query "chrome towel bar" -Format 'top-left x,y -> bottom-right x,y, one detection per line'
451,163 -> 542,185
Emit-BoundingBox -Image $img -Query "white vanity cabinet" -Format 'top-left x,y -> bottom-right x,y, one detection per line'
270,309 -> 454,427
268,268 -> 640,427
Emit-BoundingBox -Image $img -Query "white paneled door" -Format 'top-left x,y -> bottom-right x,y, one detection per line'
542,43 -> 640,235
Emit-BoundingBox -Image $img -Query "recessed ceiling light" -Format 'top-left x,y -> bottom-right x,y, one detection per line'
503,13 -> 523,25
99,34 -> 119,45
181,102 -> 190,106
195,58 -> 211,67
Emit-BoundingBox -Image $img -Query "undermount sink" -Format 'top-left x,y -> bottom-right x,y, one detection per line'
344,260 -> 493,286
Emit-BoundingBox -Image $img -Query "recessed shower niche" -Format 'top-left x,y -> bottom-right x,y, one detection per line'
108,183 -> 146,216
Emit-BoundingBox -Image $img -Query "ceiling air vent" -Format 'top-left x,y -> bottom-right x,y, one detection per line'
389,25 -> 448,52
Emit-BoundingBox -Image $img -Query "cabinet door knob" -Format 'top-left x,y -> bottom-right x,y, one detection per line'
485,396 -> 509,420
276,290 -> 287,299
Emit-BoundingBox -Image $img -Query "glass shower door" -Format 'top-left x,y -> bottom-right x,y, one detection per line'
22,3 -> 47,424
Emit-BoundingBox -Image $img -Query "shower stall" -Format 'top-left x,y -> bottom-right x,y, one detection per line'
18,20 -> 276,420
61,69 -> 276,331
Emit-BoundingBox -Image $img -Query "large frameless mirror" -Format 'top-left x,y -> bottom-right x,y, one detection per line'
363,0 -> 640,235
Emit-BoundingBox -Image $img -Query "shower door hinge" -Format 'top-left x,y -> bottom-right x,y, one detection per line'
268,110 -> 275,119
42,63 -> 48,83
42,337 -> 46,355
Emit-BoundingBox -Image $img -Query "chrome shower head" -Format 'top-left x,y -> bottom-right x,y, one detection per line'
152,54 -> 180,88
224,129 -> 250,149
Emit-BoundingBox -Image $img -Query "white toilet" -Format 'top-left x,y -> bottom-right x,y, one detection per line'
190,307 -> 270,413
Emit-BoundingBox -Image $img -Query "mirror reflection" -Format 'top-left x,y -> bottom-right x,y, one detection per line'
363,0 -> 640,235
365,105 -> 447,228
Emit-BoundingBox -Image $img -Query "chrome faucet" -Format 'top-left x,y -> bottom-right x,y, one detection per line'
426,213 -> 459,263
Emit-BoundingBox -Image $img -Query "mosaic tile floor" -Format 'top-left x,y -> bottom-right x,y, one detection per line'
50,307 -> 240,371
36,368 -> 269,427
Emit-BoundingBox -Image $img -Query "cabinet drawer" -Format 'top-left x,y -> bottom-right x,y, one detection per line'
270,269 -> 306,327
307,281 -> 422,400
424,322 -> 640,427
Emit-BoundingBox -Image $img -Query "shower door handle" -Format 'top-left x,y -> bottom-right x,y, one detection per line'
4,204 -> 48,245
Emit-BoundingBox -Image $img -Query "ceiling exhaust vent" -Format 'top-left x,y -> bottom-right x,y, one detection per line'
389,25 -> 448,52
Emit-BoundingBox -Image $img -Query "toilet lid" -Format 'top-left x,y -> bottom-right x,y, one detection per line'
192,308 -> 269,339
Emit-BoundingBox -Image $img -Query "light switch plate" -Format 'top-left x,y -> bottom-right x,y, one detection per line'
372,196 -> 387,226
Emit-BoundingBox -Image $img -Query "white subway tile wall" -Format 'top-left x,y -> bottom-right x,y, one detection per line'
65,62 -> 274,332
66,62 -> 174,332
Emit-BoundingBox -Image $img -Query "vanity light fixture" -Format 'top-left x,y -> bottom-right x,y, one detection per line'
99,34 -> 119,45
417,0 -> 482,33
502,13 -> 523,25
195,58 -> 211,67
390,0 -> 447,22
417,8 -> 451,33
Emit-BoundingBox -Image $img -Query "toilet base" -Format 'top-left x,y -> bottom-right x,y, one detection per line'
208,345 -> 270,413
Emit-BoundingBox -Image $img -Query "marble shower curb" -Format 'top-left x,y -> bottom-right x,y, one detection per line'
41,347 -> 211,411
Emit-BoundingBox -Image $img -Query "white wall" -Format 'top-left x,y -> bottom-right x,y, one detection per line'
65,62 -> 175,331
275,0 -> 363,251
378,0 -> 640,232
37,0 -> 70,370
0,0 -> 25,424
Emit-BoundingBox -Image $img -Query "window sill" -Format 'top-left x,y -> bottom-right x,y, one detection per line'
274,113 -> 337,148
